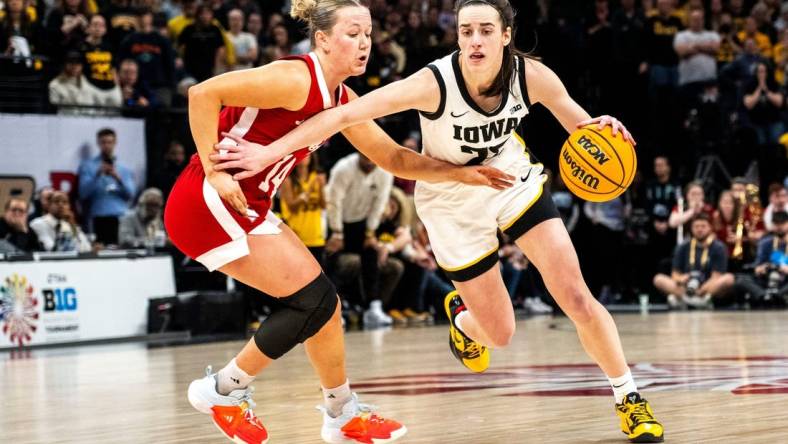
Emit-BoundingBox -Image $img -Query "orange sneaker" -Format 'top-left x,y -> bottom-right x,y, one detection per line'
319,394 -> 406,443
188,367 -> 268,444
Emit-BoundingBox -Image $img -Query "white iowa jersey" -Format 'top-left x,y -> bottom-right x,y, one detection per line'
418,51 -> 531,170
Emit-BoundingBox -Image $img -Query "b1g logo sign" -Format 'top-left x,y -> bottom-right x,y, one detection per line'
42,288 -> 78,312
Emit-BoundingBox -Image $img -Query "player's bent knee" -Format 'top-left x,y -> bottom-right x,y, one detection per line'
561,289 -> 595,324
253,272 -> 338,359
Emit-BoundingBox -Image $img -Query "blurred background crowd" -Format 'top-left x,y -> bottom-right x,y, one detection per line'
1,0 -> 787,330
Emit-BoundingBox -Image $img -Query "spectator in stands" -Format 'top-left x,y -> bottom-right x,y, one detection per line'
245,12 -> 264,64
764,183 -> 788,232
227,8 -> 257,70
119,187 -> 166,248
728,0 -> 748,32
29,186 -> 53,221
118,9 -> 176,107
151,140 -> 186,200
773,28 -> 788,86
736,211 -> 788,304
79,14 -> 122,107
260,23 -> 291,65
750,2 -> 777,45
668,181 -> 715,241
0,197 -> 41,252
30,190 -> 91,252
364,31 -> 405,90
610,0 -> 647,120
48,50 -> 100,110
644,0 -> 682,97
44,0 -> 89,66
707,0 -> 725,32
178,5 -> 226,81
743,61 -> 785,145
118,58 -> 157,108
738,16 -> 772,58
280,153 -> 326,265
653,213 -> 734,308
103,0 -> 140,50
215,0 -> 259,30
167,0 -> 197,39
645,155 -> 679,260
0,0 -> 42,56
584,196 -> 627,302
78,128 -> 136,245
674,8 -> 720,103
775,3 -> 788,34
326,152 -> 394,327
715,12 -> 741,70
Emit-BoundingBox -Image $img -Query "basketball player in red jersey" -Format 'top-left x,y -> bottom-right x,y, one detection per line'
209,1 -> 664,442
163,0 -> 514,443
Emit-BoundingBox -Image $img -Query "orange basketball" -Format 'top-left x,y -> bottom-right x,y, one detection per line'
558,124 -> 637,202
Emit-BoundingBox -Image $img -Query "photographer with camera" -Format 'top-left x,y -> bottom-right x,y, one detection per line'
78,128 -> 136,246
653,213 -> 735,308
736,211 -> 788,305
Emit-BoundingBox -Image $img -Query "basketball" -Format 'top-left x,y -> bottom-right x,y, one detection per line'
558,125 -> 637,202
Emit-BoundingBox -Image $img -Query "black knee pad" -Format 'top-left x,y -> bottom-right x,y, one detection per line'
253,272 -> 338,359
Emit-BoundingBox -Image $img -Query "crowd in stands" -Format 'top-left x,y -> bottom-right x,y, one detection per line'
2,0 -> 788,329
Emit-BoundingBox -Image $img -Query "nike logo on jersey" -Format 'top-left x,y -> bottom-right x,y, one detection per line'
520,170 -> 531,183
450,110 -> 469,118
308,143 -> 320,152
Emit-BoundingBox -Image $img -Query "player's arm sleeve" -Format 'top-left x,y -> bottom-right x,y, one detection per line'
366,173 -> 394,232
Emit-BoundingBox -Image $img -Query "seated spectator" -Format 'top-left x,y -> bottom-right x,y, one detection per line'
260,23 -> 291,65
118,10 -> 176,107
743,62 -> 785,145
668,181 -> 715,242
29,186 -> 53,221
48,50 -> 100,110
764,183 -> 788,232
736,211 -> 788,304
151,140 -> 186,200
0,197 -> 42,252
737,16 -> 772,58
177,5 -> 226,81
653,214 -> 735,308
79,14 -> 122,107
118,187 -> 166,248
280,153 -> 326,265
29,190 -> 91,252
78,128 -> 136,245
118,58 -> 158,108
325,151 -> 395,327
0,0 -> 43,56
226,8 -> 257,70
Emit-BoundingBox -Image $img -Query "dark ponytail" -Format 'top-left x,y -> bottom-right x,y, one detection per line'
454,0 -> 529,98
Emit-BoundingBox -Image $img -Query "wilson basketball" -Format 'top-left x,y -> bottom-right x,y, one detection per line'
558,125 -> 637,202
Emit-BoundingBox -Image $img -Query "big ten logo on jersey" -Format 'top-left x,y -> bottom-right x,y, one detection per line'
42,274 -> 77,312
576,135 -> 610,166
453,117 -> 520,165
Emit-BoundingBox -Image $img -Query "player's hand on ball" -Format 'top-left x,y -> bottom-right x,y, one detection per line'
577,115 -> 636,146
207,170 -> 248,216
457,165 -> 515,190
210,132 -> 278,180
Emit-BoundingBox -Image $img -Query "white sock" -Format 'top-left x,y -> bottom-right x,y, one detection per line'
216,358 -> 255,395
608,370 -> 638,404
322,379 -> 352,418
454,310 -> 470,336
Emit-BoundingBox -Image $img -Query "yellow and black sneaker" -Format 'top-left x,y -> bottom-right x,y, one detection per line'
444,291 -> 490,373
616,392 -> 664,443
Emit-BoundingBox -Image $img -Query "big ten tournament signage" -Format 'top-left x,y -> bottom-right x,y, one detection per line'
0,113 -> 146,193
0,255 -> 175,348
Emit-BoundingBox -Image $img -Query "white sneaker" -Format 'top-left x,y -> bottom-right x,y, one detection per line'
363,300 -> 393,327
319,393 -> 407,443
667,294 -> 685,309
187,366 -> 269,443
524,297 -> 552,314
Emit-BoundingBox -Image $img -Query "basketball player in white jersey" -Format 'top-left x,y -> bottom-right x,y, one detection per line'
212,0 -> 664,441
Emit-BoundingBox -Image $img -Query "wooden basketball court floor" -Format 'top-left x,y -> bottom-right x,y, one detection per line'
2,311 -> 787,443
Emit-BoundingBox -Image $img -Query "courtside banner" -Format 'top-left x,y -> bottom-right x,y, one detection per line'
0,255 -> 175,348
0,113 -> 146,193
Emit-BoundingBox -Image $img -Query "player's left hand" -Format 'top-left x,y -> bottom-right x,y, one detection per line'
456,165 -> 515,190
577,115 -> 636,146
210,132 -> 278,180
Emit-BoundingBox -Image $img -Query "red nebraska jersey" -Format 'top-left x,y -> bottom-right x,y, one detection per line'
188,52 -> 349,216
